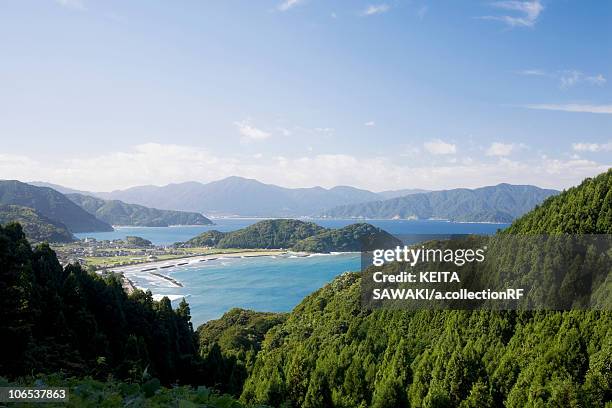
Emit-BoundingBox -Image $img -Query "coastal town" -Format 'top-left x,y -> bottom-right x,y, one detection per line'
50,235 -> 288,295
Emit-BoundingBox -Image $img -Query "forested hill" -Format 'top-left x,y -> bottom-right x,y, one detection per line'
182,219 -> 402,252
323,183 -> 558,222
0,180 -> 113,233
237,171 -> 612,407
67,193 -> 213,227
0,221 -> 255,406
0,223 -> 198,383
506,168 -> 612,234
0,205 -> 75,243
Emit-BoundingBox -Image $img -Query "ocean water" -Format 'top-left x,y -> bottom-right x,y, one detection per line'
79,219 -> 509,326
75,218 -> 508,245
124,253 -> 361,326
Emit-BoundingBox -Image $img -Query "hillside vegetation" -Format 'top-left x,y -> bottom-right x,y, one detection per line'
506,169 -> 612,234
67,193 -> 212,227
197,309 -> 288,396
0,170 -> 610,407
182,219 -> 402,252
239,171 -> 611,407
324,183 -> 558,223
0,205 -> 75,243
0,180 -> 112,233
0,222 -> 249,407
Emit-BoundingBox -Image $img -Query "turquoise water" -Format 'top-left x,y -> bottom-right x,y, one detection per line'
81,219 -> 509,326
125,253 -> 360,326
76,218 -> 508,245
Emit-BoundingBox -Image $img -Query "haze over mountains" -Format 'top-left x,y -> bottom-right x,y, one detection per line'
0,180 -> 113,233
66,193 -> 212,227
0,181 -> 212,241
324,184 -> 558,223
33,176 -> 557,222
324,183 -> 559,222
91,176 -> 383,217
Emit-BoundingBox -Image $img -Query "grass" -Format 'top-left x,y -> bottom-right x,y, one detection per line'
81,248 -> 285,269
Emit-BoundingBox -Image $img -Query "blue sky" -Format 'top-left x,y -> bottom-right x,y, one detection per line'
0,0 -> 610,191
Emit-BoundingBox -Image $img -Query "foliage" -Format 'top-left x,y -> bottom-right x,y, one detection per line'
124,236 -> 153,247
211,220 -> 325,249
0,205 -> 75,243
184,230 -> 227,247
240,170 -> 612,407
0,180 -> 113,232
507,168 -> 612,234
197,309 -> 287,396
183,220 -> 402,252
324,183 -> 558,222
67,193 -> 212,227
1,375 -> 259,408
0,223 -> 200,385
292,223 -> 401,252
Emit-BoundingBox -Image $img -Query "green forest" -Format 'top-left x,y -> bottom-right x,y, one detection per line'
182,219 -> 402,252
0,170 -> 610,407
0,205 -> 75,243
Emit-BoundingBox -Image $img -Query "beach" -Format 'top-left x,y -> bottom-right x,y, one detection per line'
103,249 -> 291,294
104,249 -> 288,274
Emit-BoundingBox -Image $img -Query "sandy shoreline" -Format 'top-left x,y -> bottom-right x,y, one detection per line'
103,249 -> 290,275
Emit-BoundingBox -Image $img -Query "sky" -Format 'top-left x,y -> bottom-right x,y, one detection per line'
0,0 -> 610,192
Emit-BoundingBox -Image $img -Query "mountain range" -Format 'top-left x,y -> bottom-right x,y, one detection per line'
323,183 -> 559,222
0,180 -> 113,233
0,181 -> 213,242
32,177 -> 557,221
66,193 -> 212,227
92,177 -> 383,217
0,205 -> 76,243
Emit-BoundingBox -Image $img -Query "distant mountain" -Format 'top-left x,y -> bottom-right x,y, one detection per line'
28,181 -> 93,196
95,176 -> 382,217
181,219 -> 402,252
0,181 -> 113,233
0,205 -> 76,243
377,188 -> 431,199
66,193 -> 212,227
323,183 -> 559,223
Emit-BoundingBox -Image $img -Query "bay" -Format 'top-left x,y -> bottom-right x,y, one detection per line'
75,218 -> 508,245
77,219 -> 509,326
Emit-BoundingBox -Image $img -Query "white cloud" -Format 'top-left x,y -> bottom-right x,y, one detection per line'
55,0 -> 86,10
480,0 -> 543,27
518,69 -> 547,76
362,4 -> 390,16
558,70 -> 606,89
1,144 -> 609,192
314,127 -> 335,133
486,142 -> 515,156
277,127 -> 292,137
572,142 -> 612,152
523,104 -> 612,114
424,139 -> 457,155
364,121 -> 376,127
518,69 -> 606,88
235,121 -> 271,142
277,0 -> 304,11
417,5 -> 428,19
585,74 -> 607,86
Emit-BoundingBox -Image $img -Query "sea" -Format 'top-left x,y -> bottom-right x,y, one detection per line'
75,219 -> 508,326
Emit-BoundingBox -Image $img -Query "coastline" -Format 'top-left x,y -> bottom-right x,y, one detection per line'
103,249 -> 290,274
